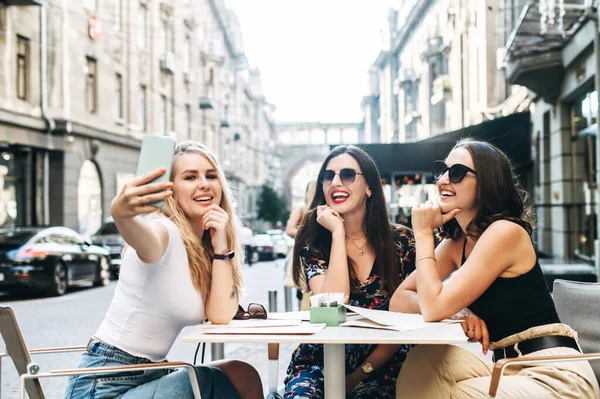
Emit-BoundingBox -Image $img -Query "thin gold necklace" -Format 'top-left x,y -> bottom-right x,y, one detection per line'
346,235 -> 367,256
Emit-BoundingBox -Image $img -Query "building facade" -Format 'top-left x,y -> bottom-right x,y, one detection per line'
503,0 -> 599,273
0,0 -> 277,234
361,0 -> 530,145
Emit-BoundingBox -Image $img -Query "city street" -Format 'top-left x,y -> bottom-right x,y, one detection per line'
0,257 -> 299,398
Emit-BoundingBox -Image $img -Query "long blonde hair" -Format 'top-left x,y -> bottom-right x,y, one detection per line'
161,141 -> 243,295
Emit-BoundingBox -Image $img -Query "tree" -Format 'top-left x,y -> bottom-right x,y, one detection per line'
256,184 -> 288,225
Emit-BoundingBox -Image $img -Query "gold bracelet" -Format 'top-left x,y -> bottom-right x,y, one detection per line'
416,255 -> 436,265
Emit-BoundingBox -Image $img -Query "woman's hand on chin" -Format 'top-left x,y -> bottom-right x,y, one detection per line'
316,205 -> 345,235
201,205 -> 229,252
412,201 -> 460,233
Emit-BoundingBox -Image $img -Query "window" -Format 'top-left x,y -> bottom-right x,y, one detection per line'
139,85 -> 147,131
115,73 -> 123,121
16,36 -> 29,100
161,18 -> 173,55
186,104 -> 192,139
208,68 -> 214,86
171,98 -> 176,131
183,35 -> 191,72
84,0 -> 97,12
85,57 -> 97,113
137,4 -> 147,49
404,81 -> 419,141
161,95 -> 168,134
114,0 -> 122,31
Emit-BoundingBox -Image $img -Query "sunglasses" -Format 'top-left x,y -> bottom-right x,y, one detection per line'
233,303 -> 267,320
433,161 -> 477,183
321,168 -> 364,186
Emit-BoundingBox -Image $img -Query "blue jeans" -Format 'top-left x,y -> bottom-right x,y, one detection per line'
63,339 -> 241,399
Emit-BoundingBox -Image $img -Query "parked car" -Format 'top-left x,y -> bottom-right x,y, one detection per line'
0,226 -> 110,296
253,234 -> 277,261
265,229 -> 289,258
90,218 -> 123,278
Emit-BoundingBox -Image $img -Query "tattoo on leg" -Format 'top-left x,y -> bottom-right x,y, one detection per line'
230,285 -> 238,299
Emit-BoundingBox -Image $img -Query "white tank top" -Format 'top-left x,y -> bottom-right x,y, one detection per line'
95,218 -> 205,361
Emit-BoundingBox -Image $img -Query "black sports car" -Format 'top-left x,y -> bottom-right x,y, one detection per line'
0,226 -> 111,296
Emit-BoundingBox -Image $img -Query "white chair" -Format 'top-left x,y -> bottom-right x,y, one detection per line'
0,306 -> 202,399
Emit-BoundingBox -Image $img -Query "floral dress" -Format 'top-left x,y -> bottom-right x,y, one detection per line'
283,226 -> 416,399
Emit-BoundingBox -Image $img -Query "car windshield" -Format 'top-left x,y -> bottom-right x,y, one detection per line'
95,222 -> 119,235
0,230 -> 37,250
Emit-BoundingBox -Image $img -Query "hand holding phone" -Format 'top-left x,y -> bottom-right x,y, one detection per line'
135,135 -> 177,208
111,136 -> 176,220
111,168 -> 174,219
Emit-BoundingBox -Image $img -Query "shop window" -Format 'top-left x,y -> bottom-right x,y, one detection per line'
77,160 -> 102,236
0,152 -> 18,228
571,91 -> 598,261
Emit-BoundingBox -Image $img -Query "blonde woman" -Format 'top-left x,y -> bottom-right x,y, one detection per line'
64,141 -> 263,399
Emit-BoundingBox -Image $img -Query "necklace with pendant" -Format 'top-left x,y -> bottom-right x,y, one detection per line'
346,235 -> 367,256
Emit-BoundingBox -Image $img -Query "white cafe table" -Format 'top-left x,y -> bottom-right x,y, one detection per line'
183,322 -> 467,399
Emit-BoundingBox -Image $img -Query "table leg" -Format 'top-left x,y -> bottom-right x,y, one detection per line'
323,343 -> 345,399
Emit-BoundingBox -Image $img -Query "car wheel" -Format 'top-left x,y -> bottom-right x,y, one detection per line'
51,263 -> 68,296
94,256 -> 111,287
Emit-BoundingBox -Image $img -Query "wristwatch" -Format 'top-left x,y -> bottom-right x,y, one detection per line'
213,251 -> 235,260
361,362 -> 374,374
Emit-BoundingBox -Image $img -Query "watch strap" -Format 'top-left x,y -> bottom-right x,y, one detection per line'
213,250 -> 235,260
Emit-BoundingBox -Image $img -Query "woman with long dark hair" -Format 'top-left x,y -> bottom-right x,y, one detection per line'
393,139 -> 599,398
283,145 -> 415,398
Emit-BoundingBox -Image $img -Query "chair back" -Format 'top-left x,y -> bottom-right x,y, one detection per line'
553,279 -> 600,382
0,306 -> 45,399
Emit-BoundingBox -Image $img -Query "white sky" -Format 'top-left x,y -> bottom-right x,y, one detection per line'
225,0 -> 395,123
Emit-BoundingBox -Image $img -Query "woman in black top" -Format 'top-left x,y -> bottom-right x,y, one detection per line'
392,139 -> 599,398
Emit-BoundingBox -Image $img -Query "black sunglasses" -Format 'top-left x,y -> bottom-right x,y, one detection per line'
321,168 -> 364,186
233,303 -> 267,320
433,161 -> 477,183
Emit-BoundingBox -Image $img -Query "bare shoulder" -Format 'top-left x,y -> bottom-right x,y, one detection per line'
481,219 -> 529,243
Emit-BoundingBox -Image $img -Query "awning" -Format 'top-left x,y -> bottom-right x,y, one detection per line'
347,112 -> 531,182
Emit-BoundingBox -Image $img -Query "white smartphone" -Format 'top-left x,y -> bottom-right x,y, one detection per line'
135,135 -> 177,208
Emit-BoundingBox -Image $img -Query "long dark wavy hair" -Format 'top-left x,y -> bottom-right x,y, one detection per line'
292,145 -> 402,295
438,138 -> 535,241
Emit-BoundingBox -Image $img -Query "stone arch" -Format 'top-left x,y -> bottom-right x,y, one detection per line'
280,144 -> 330,205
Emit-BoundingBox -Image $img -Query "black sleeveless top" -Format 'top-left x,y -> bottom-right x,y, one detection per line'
463,237 -> 560,343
